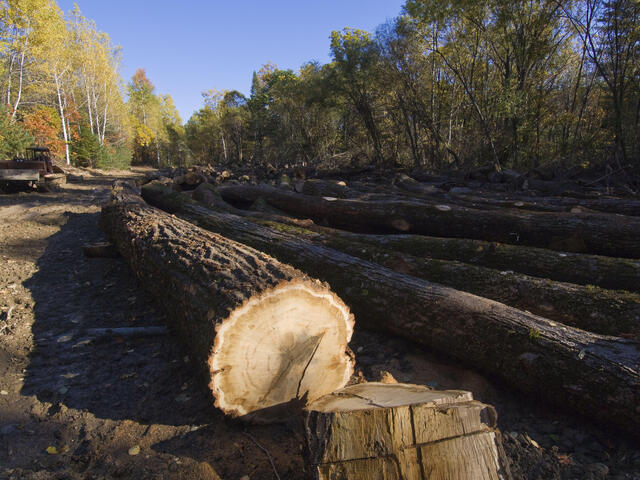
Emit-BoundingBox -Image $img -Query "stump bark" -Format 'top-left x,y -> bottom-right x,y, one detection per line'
100,182 -> 355,421
304,383 -> 511,480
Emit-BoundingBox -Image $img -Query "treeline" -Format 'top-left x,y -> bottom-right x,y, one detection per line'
179,0 -> 639,173
0,0 -> 182,169
2,0 -> 639,173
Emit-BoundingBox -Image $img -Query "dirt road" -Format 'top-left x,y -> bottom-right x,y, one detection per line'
0,171 -> 638,479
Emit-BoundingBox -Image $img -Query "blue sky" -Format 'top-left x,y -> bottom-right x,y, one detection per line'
58,1 -> 406,122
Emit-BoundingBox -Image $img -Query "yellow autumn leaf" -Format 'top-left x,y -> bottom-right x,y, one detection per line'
128,445 -> 140,456
46,446 -> 58,455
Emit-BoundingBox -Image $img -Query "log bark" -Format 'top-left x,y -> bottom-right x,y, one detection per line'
216,184 -> 640,258
100,182 -> 355,421
142,182 -> 640,436
217,181 -> 640,293
304,383 -> 511,480
251,220 -> 640,336
337,233 -> 640,293
190,184 -> 640,333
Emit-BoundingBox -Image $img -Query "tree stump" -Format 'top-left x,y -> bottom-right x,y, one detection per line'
303,383 -> 511,480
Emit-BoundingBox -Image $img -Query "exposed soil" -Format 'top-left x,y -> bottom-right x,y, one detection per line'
0,170 -> 639,479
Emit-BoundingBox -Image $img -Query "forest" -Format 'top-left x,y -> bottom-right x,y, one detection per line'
1,0 -> 639,174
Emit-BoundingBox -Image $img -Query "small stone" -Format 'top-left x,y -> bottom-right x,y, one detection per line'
0,390 -> 8,395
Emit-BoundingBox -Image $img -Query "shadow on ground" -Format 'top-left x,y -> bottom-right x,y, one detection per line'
20,210 -> 215,426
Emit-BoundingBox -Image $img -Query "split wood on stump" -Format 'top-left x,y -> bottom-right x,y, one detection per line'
100,182 -> 355,422
304,383 -> 511,480
141,181 -> 640,437
216,183 -> 640,258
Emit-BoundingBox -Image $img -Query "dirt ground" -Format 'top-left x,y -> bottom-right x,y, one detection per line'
0,169 -> 639,480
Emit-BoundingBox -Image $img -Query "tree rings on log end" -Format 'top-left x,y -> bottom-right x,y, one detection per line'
209,279 -> 355,422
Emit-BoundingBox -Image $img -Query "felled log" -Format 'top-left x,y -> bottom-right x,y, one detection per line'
142,182 -> 640,436
302,179 -> 356,198
189,186 -> 640,334
330,233 -> 640,293
216,184 -> 640,258
100,182 -> 355,421
304,383 -> 511,480
193,182 -> 315,229
396,174 -> 640,216
253,222 -> 640,336
181,184 -> 640,333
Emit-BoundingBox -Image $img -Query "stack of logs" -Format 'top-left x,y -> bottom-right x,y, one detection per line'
100,171 -> 640,479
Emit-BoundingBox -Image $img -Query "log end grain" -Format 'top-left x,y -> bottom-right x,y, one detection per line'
209,278 -> 355,422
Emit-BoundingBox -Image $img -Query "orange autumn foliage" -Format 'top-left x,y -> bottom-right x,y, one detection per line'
23,107 -> 66,158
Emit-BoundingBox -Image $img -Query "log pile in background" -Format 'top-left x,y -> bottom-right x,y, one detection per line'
100,182 -> 355,422
216,183 -> 640,258
141,181 -> 640,437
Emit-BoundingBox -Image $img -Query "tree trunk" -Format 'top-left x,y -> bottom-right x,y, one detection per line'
256,222 -> 640,336
217,184 -> 640,258
54,71 -> 71,165
192,188 -> 640,335
304,383 -> 511,480
204,181 -> 640,294
100,182 -> 355,422
141,182 -> 640,436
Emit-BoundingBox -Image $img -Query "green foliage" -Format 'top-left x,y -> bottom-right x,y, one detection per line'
528,328 -> 542,340
183,1 -> 640,171
95,143 -> 132,170
71,125 -> 100,166
0,106 -> 34,158
0,2 -> 130,168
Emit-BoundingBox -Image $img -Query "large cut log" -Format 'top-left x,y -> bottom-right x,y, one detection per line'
304,383 -> 511,480
142,182 -> 640,436
251,220 -> 640,336
100,182 -> 355,421
216,184 -> 640,258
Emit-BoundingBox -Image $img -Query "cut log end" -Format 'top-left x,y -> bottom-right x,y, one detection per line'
209,279 -> 355,420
